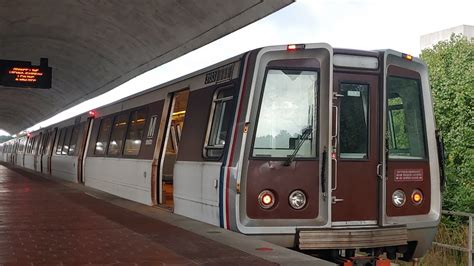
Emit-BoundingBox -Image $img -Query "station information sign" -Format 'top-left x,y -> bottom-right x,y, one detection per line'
0,58 -> 52,89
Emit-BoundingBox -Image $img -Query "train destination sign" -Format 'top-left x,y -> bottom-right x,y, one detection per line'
0,58 -> 52,89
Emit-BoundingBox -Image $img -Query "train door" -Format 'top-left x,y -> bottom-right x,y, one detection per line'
39,133 -> 46,172
159,89 -> 189,209
40,131 -> 49,173
331,72 -> 380,225
381,52 -> 437,226
45,128 -> 57,175
34,133 -> 42,171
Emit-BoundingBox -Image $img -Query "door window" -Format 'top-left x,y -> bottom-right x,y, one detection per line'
68,125 -> 81,155
62,127 -> 73,155
108,114 -> 129,156
339,83 -> 369,159
387,76 -> 426,159
204,87 -> 234,158
124,109 -> 147,156
56,128 -> 66,154
95,118 -> 112,155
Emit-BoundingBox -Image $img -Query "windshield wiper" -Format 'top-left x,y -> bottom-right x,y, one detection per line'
283,126 -> 312,166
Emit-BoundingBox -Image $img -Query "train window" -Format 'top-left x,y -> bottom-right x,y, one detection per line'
252,69 -> 318,159
28,138 -> 33,153
30,136 -> 36,154
204,87 -> 234,158
387,76 -> 426,159
56,128 -> 66,155
25,138 -> 31,153
39,133 -> 47,155
36,135 -> 43,155
107,114 -> 128,156
32,136 -> 40,154
62,127 -> 73,155
33,136 -> 38,153
339,83 -> 369,159
95,118 -> 113,155
123,109 -> 147,156
27,137 -> 33,153
68,125 -> 81,155
45,131 -> 54,155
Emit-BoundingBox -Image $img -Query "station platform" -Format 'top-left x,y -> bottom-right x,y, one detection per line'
0,164 -> 334,265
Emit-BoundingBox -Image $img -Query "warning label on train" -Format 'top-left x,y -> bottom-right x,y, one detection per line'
394,169 -> 423,182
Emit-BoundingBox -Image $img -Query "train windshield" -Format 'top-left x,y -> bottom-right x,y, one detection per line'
387,76 -> 426,159
252,69 -> 318,159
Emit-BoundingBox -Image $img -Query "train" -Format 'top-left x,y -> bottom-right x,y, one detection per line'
0,43 -> 444,263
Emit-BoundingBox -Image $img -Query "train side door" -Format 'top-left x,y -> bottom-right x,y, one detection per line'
381,51 -> 438,226
39,132 -> 48,172
159,89 -> 189,209
34,133 -> 42,171
46,128 -> 57,175
331,72 -> 380,225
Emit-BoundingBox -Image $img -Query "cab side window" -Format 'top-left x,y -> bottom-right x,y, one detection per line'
387,76 -> 426,159
204,87 -> 234,159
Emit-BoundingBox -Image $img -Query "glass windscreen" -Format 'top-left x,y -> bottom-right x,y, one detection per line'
252,69 -> 318,158
387,76 -> 426,159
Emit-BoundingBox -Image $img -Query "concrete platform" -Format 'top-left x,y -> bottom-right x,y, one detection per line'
0,164 -> 334,265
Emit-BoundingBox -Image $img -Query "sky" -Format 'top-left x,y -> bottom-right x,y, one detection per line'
1,0 -> 473,136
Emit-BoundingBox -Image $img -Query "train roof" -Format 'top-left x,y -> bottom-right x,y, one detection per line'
19,44 -> 425,136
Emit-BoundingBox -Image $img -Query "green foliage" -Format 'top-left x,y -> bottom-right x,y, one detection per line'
421,34 -> 474,213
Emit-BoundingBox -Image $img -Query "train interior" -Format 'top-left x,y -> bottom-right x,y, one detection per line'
161,89 -> 189,209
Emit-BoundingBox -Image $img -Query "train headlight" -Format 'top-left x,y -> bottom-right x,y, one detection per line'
258,190 -> 275,209
289,190 -> 307,210
411,189 -> 423,205
392,189 -> 406,207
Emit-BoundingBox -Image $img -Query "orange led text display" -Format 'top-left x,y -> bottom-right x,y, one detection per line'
0,58 -> 52,89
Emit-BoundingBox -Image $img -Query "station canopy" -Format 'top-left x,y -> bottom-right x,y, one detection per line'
0,0 -> 292,134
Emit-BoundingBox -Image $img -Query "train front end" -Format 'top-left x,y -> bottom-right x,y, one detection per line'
225,44 -> 442,261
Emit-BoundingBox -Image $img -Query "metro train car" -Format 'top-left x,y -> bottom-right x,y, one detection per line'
0,43 -> 444,263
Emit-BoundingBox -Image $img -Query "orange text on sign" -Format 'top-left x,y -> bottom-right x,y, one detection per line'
8,67 -> 44,83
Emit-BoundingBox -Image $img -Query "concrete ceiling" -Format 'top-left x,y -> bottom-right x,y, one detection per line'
0,0 -> 293,134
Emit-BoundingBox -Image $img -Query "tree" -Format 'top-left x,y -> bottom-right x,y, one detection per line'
421,34 -> 473,212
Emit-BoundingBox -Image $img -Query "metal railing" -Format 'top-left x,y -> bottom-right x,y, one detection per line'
432,210 -> 473,266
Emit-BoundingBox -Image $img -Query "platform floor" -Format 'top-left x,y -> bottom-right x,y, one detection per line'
0,164 -> 332,265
